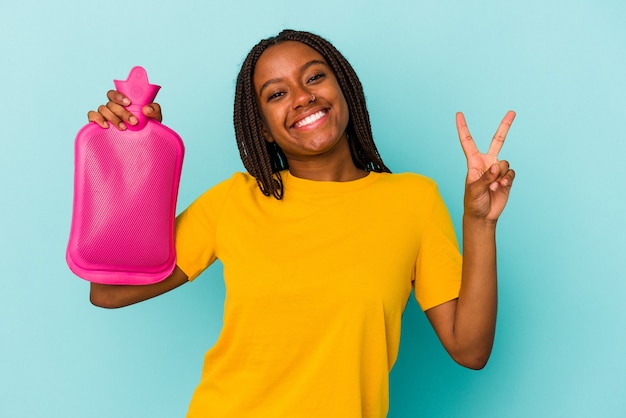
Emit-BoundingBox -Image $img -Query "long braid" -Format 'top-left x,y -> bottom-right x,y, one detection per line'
234,44 -> 284,198
233,29 -> 390,199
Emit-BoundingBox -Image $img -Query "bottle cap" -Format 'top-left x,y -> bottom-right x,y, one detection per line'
113,66 -> 161,130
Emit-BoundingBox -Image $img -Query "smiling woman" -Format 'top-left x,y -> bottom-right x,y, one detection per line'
85,29 -> 516,417
233,30 -> 391,199
253,41 -> 355,180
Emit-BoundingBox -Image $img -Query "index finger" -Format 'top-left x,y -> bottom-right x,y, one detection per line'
487,110 -> 516,158
106,90 -> 131,107
456,112 -> 479,159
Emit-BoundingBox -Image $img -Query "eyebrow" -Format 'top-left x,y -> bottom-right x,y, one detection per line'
257,59 -> 328,97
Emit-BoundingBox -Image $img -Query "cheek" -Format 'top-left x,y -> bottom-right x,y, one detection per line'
336,94 -> 350,129
258,108 -> 279,141
329,84 -> 350,126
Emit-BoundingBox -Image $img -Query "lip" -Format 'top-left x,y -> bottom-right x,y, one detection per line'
290,107 -> 329,130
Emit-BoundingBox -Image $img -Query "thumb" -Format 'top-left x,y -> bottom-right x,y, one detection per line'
482,164 -> 501,191
142,103 -> 163,122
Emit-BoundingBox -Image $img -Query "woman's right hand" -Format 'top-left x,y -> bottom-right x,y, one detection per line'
87,90 -> 163,130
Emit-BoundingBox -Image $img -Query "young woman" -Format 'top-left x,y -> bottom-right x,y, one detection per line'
88,29 -> 516,417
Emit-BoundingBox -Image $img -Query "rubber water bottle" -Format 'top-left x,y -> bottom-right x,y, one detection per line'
67,66 -> 184,285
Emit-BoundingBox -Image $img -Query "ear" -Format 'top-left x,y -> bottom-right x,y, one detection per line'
261,124 -> 274,143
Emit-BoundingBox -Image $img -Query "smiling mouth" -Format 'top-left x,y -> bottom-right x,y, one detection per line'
293,110 -> 327,128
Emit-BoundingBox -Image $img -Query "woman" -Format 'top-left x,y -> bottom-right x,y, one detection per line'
88,29 -> 516,417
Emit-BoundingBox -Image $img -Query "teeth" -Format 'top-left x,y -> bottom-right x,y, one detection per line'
295,110 -> 325,128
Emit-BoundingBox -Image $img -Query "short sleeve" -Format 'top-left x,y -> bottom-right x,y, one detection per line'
175,175 -> 237,281
413,183 -> 462,311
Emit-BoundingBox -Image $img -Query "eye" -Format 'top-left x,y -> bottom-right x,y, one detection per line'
267,91 -> 285,102
307,73 -> 325,84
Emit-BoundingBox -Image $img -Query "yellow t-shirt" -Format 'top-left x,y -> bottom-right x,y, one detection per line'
175,170 -> 462,417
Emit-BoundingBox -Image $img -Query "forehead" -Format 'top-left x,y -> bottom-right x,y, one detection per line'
253,41 -> 327,84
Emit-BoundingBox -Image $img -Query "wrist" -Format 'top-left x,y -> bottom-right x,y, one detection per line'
461,214 -> 497,264
463,214 -> 498,232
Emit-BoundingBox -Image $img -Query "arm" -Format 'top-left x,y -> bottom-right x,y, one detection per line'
90,265 -> 189,309
426,111 -> 516,370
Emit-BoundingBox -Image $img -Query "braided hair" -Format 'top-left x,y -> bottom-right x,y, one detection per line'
233,29 -> 391,199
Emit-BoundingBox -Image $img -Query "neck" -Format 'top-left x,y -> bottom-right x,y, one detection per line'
285,134 -> 368,182
288,160 -> 367,182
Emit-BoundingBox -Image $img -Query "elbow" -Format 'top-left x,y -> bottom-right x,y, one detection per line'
89,284 -> 124,309
90,293 -> 119,309
456,356 -> 490,370
451,348 -> 492,370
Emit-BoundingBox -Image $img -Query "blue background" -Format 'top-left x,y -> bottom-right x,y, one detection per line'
1,0 -> 625,416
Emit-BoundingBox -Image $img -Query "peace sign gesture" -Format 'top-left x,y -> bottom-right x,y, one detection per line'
457,111 -> 516,222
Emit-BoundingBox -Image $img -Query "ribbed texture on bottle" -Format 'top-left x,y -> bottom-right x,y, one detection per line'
73,129 -> 178,271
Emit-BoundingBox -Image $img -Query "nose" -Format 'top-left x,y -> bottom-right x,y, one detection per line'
292,87 -> 315,109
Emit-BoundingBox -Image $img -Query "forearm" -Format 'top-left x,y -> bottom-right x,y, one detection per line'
90,265 -> 189,308
453,215 -> 498,365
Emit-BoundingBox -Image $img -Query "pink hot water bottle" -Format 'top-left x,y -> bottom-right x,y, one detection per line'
67,66 -> 184,285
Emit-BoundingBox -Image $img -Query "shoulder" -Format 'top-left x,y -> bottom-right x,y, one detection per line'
185,172 -> 259,210
374,171 -> 438,193
198,172 -> 257,197
369,172 -> 446,216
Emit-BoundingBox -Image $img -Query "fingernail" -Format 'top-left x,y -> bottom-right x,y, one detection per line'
122,98 -> 130,106
118,122 -> 126,130
129,116 -> 138,125
491,164 -> 499,174
490,182 -> 498,191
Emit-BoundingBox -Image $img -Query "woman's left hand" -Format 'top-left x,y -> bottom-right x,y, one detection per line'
456,111 -> 516,222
